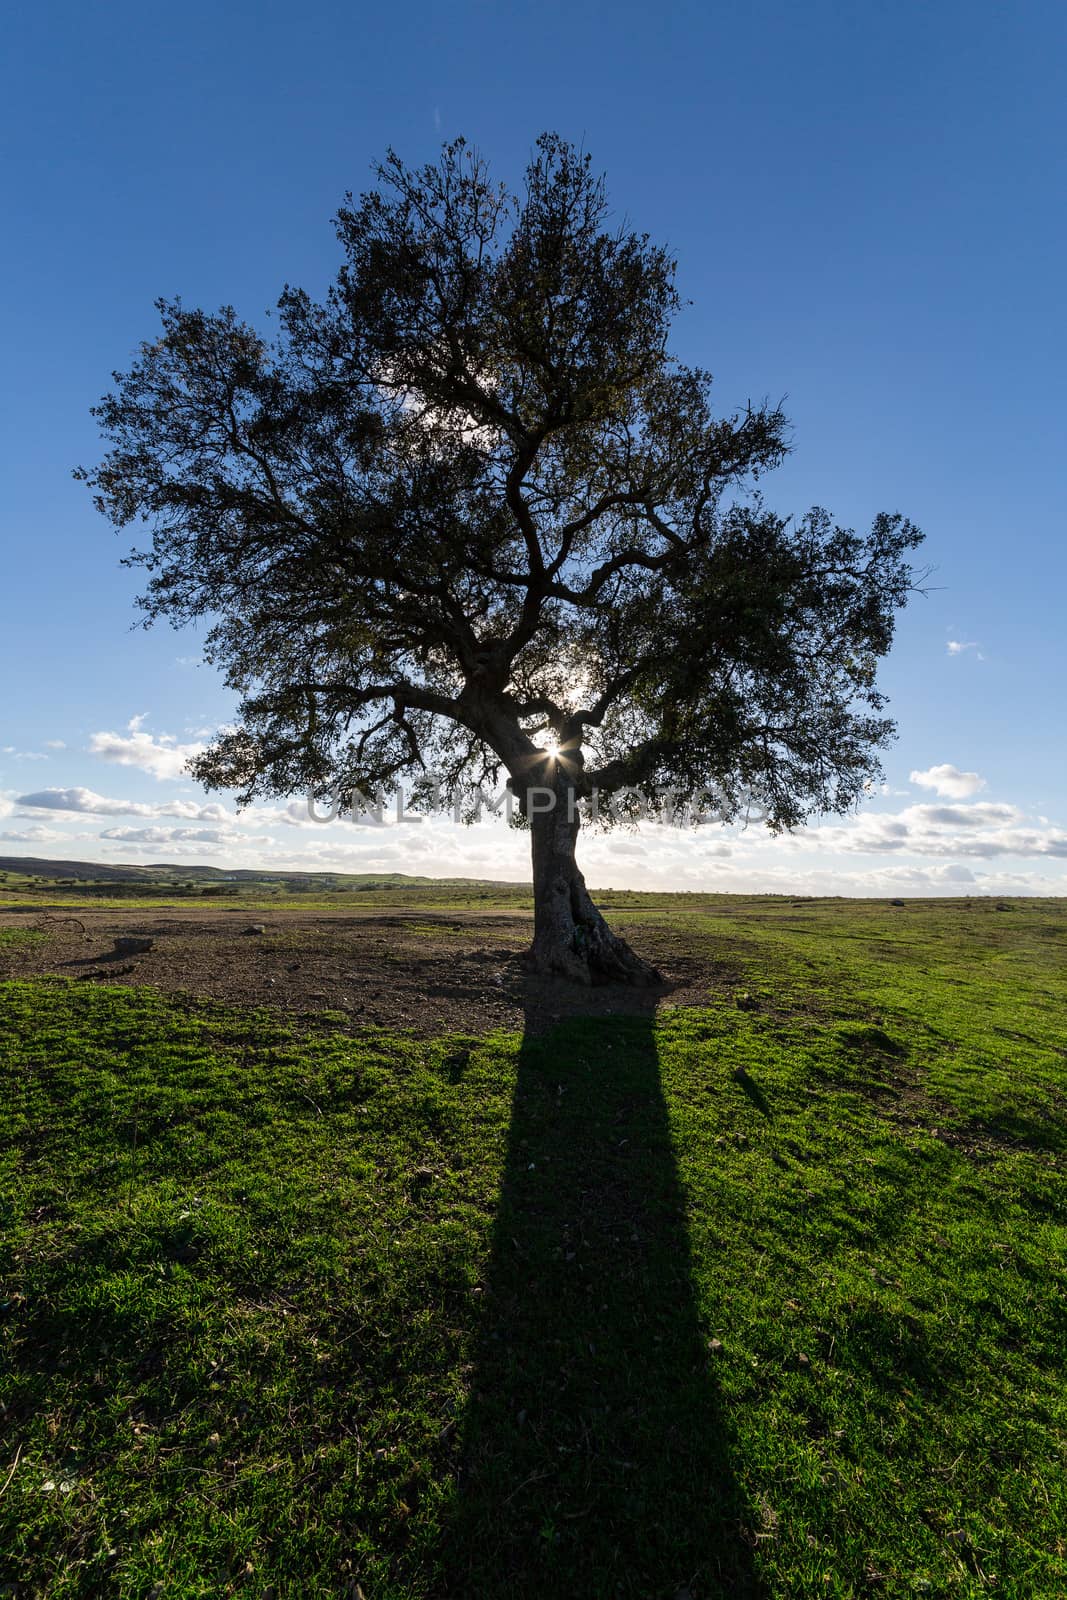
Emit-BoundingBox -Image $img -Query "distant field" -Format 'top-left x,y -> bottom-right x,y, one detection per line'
1,895 -> 1065,1597
0,856 -> 529,911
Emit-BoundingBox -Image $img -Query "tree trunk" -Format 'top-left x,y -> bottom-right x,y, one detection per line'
524,775 -> 662,986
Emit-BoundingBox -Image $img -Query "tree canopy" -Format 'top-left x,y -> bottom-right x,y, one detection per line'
82,134 -> 924,981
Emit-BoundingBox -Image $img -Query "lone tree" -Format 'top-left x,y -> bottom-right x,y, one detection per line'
83,135 -> 923,985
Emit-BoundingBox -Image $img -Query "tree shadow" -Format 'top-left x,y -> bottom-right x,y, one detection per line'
438,981 -> 767,1598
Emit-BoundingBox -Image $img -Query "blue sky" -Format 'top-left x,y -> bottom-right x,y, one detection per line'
2,0 -> 1064,892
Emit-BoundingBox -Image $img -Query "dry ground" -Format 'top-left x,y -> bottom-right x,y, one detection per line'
0,903 -> 736,1034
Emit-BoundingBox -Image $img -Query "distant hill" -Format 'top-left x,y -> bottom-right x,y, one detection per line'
0,855 -> 525,891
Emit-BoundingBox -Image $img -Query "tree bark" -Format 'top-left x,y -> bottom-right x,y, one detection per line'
523,774 -> 662,986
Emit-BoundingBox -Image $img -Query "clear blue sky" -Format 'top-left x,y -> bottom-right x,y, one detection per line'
1,0 -> 1064,892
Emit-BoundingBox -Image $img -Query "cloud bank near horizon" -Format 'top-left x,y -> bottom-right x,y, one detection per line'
1,717 -> 1064,897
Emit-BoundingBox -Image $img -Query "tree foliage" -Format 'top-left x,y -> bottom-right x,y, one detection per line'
83,134 -> 922,830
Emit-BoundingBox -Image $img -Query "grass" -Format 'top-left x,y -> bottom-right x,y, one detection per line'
0,930 -> 45,951
1,898 -> 1065,1597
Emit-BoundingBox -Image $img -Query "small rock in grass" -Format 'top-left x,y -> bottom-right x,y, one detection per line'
708,1337 -> 724,1355
245,924 -> 267,935
796,1351 -> 812,1369
113,935 -> 153,956
735,991 -> 757,1011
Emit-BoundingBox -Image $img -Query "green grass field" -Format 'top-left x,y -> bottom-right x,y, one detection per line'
1,897 -> 1065,1597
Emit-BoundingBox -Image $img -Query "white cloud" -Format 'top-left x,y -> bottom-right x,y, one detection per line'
946,639 -> 985,661
808,801 -> 1067,860
17,787 -> 229,822
95,826 -> 286,859
88,716 -> 206,781
43,740 -> 66,749
98,826 -> 234,846
909,763 -> 986,799
0,826 -> 69,844
919,803 -> 1018,826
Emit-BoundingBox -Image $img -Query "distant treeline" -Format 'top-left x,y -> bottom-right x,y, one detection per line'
0,856 -> 523,893
0,880 -> 245,898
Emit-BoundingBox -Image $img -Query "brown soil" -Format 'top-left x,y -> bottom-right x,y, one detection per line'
0,905 -> 736,1035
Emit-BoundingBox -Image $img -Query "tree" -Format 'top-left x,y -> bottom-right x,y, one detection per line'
82,135 -> 923,985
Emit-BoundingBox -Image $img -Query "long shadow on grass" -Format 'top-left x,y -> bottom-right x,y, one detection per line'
438,985 -> 766,1598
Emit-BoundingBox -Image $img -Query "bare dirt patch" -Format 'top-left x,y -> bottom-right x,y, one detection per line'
0,905 -> 735,1035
